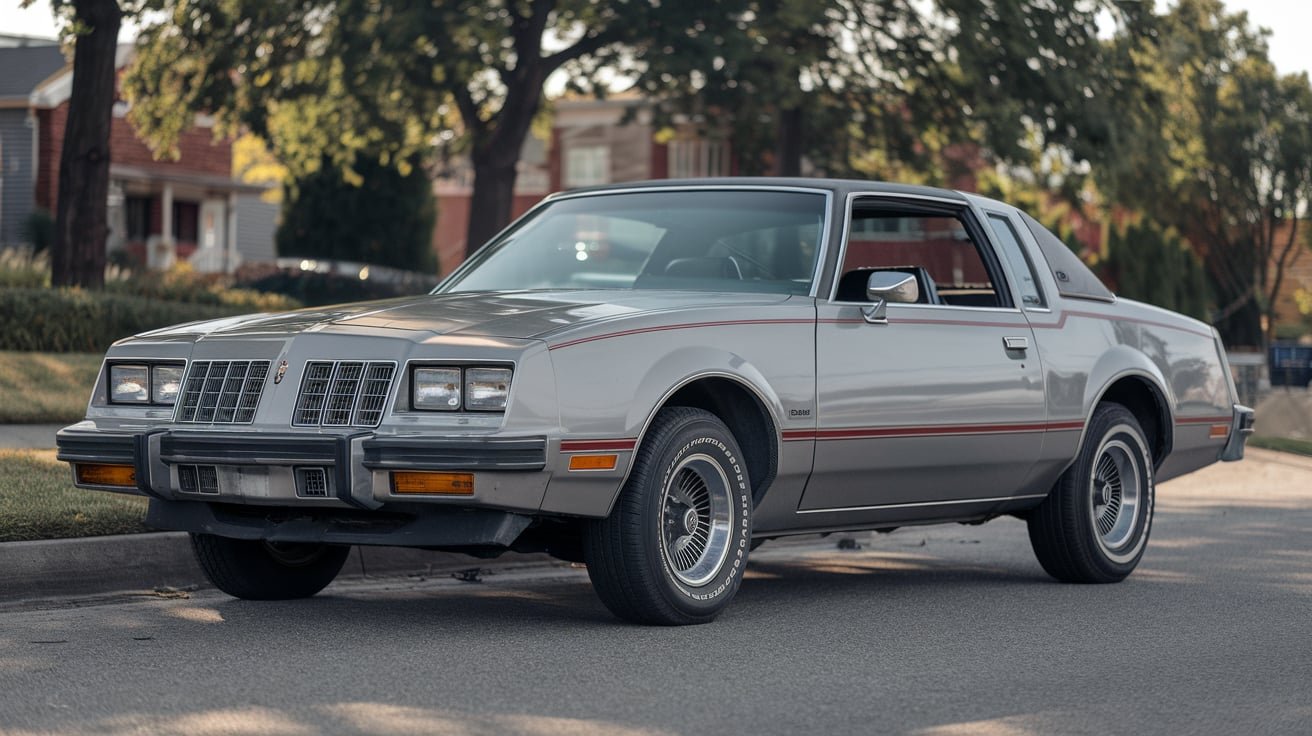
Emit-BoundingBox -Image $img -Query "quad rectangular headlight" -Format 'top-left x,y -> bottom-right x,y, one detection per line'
464,367 -> 512,411
108,362 -> 186,406
411,365 -> 512,412
151,365 -> 185,405
109,365 -> 150,404
413,367 -> 463,411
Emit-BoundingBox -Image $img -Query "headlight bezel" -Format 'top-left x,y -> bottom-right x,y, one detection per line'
410,363 -> 513,413
106,360 -> 187,407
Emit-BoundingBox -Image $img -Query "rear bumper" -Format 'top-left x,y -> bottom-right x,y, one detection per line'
55,424 -> 550,513
1219,403 -> 1255,462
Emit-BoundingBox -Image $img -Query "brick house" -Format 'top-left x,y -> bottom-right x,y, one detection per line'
432,96 -> 736,275
0,40 -> 272,271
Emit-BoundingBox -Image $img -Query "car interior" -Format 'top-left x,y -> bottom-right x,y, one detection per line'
836,208 -> 1002,307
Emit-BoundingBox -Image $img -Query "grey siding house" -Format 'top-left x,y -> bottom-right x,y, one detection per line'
0,42 -> 65,248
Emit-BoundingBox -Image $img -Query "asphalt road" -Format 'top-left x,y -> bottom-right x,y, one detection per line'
1,449 -> 1309,735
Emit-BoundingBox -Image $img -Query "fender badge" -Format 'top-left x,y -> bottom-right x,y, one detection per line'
274,360 -> 288,384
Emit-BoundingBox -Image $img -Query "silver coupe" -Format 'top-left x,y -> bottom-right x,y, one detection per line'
57,179 -> 1254,625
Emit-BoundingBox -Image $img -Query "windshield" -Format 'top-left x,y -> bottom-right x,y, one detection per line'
441,189 -> 828,295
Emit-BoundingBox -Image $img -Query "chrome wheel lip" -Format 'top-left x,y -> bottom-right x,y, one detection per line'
1088,426 -> 1152,563
659,453 -> 735,587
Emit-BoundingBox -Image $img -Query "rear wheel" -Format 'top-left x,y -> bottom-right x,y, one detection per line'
191,533 -> 350,600
584,407 -> 753,625
1028,403 -> 1155,583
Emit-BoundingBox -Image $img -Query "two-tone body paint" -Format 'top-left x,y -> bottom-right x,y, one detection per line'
61,179 -> 1246,546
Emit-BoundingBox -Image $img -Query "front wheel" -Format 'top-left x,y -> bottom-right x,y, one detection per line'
1027,403 -> 1155,583
191,533 -> 351,600
584,407 -> 753,625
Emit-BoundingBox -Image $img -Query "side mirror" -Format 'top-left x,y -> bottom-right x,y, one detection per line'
862,271 -> 919,324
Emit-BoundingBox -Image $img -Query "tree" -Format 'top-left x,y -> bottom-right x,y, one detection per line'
1102,220 -> 1211,321
636,0 -> 1134,186
276,155 -> 436,273
1094,0 -> 1312,347
124,0 -> 717,256
36,0 -> 123,288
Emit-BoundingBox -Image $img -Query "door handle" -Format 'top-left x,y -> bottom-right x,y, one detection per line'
1003,336 -> 1029,351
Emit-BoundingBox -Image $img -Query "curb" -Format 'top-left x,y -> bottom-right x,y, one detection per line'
0,532 -> 559,604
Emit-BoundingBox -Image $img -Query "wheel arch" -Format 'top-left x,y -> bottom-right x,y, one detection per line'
1084,368 -> 1174,469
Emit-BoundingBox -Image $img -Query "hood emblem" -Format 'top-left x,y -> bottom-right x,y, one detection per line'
274,360 -> 288,384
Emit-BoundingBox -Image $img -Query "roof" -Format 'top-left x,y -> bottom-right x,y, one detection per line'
0,44 -> 67,102
553,177 -> 972,202
110,164 -> 269,195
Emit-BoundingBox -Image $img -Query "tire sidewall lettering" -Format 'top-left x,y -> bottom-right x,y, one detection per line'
656,430 -> 751,604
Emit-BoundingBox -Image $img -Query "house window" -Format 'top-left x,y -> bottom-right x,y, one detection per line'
669,139 -> 731,178
126,196 -> 152,240
173,201 -> 199,244
565,145 -> 610,188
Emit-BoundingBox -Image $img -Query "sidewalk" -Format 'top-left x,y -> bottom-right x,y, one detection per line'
0,424 -> 64,449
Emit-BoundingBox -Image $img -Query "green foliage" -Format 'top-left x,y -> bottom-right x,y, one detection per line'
102,264 -> 301,312
0,248 -> 51,288
1102,220 -> 1211,321
1093,0 -> 1312,346
0,288 -> 259,353
22,209 -> 54,253
276,156 -> 437,273
637,0 -> 1127,183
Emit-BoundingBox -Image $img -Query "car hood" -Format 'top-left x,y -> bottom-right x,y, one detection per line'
135,290 -> 795,343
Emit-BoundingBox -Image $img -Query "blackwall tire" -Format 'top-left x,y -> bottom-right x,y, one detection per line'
1027,403 -> 1155,583
191,533 -> 350,600
583,407 -> 753,625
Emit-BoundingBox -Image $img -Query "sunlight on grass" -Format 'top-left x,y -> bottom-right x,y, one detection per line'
0,351 -> 101,424
0,449 -> 148,542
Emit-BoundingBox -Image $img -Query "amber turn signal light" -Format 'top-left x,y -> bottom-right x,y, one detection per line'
391,471 -> 474,495
76,463 -> 137,488
1209,423 -> 1230,439
568,454 -> 618,471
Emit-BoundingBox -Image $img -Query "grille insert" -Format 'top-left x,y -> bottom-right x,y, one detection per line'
176,360 -> 270,424
177,464 -> 219,494
295,467 -> 330,498
293,361 -> 396,428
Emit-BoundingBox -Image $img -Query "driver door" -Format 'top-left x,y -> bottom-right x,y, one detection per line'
799,195 -> 1046,514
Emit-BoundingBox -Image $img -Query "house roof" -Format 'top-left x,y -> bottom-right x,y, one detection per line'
0,44 -> 68,102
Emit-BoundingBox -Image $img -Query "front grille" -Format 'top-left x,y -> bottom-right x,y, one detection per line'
295,467 -> 330,498
177,464 -> 219,494
293,361 -> 395,428
176,360 -> 270,424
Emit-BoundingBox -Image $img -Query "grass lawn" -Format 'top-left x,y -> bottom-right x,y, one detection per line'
0,350 -> 101,424
0,449 -> 149,542
1249,434 -> 1312,458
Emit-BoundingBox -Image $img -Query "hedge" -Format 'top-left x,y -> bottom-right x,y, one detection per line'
0,288 -> 260,353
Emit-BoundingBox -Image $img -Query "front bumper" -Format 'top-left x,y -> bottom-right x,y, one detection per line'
56,424 -> 550,512
1219,403 -> 1256,462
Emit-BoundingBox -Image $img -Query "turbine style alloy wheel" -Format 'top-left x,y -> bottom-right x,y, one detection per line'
1028,402 -> 1155,583
660,455 -> 735,587
584,407 -> 753,625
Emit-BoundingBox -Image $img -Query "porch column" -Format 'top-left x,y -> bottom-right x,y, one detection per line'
160,182 -> 174,246
226,191 -> 239,274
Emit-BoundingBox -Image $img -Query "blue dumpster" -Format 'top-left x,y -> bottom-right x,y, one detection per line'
1269,344 -> 1312,387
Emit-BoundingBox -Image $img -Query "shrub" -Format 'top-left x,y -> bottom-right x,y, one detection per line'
0,248 -> 50,288
104,263 -> 301,312
0,288 -> 263,353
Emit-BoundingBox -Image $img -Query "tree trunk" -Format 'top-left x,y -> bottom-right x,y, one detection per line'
775,106 -> 804,177
50,0 -> 122,289
465,153 -> 518,256
1214,294 -> 1264,350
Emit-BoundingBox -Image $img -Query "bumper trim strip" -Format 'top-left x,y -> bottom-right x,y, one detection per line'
362,436 -> 547,471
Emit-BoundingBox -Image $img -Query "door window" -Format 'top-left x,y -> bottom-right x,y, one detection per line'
836,206 -> 1006,308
